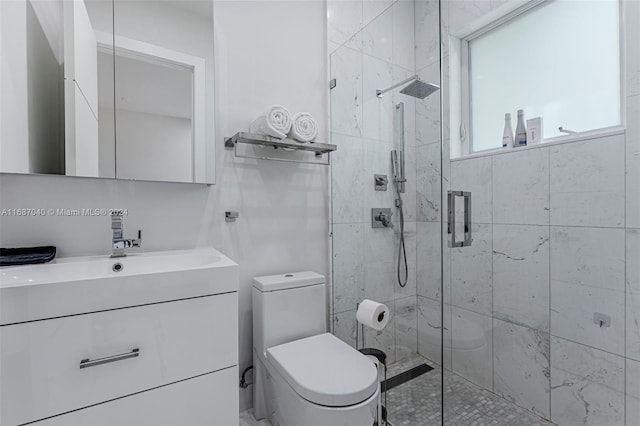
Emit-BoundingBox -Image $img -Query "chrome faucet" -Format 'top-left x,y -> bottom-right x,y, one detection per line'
111,214 -> 142,258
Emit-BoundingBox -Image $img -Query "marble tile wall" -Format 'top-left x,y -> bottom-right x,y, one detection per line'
438,135 -> 636,426
551,337 -> 625,426
493,224 -> 549,332
627,358 -> 640,426
333,297 -> 419,364
450,305 -> 493,389
550,226 -> 626,355
330,1 -> 639,425
412,0 -> 451,389
417,295 -> 451,368
413,2 -> 640,426
493,319 -> 551,418
549,135 -> 625,228
329,0 -> 420,365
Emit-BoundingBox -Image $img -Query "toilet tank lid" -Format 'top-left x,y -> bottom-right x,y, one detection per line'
253,271 -> 325,292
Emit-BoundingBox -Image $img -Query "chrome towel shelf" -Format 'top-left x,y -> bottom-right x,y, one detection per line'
224,132 -> 337,165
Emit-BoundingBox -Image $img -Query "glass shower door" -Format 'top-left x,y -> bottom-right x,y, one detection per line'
328,0 -> 637,424
328,0 -> 445,425
441,2 -> 637,425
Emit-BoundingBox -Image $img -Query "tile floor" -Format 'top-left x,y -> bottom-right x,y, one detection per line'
386,356 -> 553,426
239,408 -> 271,426
240,355 -> 554,426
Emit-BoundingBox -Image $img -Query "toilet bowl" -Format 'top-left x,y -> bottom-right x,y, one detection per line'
252,272 -> 379,426
255,333 -> 379,426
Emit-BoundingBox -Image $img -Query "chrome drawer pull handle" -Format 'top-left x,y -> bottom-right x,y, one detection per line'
79,348 -> 139,369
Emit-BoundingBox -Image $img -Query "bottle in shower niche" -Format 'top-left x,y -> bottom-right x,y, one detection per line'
502,113 -> 514,148
515,109 -> 527,147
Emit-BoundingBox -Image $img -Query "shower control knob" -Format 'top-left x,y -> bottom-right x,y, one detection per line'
371,208 -> 394,229
376,212 -> 394,228
374,174 -> 388,191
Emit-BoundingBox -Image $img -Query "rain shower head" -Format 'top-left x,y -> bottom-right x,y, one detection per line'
376,75 -> 440,100
399,79 -> 440,99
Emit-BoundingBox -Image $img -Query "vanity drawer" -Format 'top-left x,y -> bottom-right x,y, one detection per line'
33,367 -> 239,426
1,293 -> 238,425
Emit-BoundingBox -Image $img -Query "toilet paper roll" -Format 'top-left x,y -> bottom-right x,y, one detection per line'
356,299 -> 390,331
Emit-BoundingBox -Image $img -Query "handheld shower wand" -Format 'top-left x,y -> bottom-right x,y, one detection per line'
391,150 -> 408,288
392,103 -> 408,288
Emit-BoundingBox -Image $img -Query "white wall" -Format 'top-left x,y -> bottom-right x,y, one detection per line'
1,1 -> 30,174
64,0 -> 100,177
97,106 -> 115,178
88,0 -> 216,182
0,0 -> 328,412
27,0 -> 64,174
115,110 -> 193,182
0,0 -> 64,174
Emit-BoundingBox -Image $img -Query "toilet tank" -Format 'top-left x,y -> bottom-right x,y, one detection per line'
252,272 -> 326,356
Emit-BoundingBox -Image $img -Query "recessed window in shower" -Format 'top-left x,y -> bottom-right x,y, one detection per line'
463,0 -> 621,152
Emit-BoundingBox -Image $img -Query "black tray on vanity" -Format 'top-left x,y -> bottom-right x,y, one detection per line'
0,246 -> 57,266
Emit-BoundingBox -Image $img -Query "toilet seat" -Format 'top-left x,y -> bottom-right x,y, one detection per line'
266,333 -> 378,407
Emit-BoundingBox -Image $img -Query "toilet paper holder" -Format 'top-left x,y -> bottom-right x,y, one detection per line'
355,301 -> 389,426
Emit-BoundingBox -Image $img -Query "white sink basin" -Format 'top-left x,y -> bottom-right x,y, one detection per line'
0,248 -> 238,325
1,250 -> 228,288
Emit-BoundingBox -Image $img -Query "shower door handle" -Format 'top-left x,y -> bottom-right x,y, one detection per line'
447,191 -> 472,247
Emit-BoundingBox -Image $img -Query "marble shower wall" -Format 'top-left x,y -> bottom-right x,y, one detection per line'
328,0 -> 423,365
329,0 -> 639,425
411,1 -> 640,425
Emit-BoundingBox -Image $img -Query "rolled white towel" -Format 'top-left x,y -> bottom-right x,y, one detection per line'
288,112 -> 318,143
249,105 -> 292,139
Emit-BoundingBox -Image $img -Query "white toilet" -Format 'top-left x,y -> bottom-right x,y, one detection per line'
252,271 -> 379,426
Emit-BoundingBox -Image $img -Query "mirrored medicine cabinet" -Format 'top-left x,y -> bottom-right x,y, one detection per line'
0,0 -> 215,184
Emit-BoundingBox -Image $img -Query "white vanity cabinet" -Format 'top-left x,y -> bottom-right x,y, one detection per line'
0,249 -> 239,426
33,368 -> 238,426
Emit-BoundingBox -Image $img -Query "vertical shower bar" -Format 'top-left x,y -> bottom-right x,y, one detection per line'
396,102 -> 405,193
